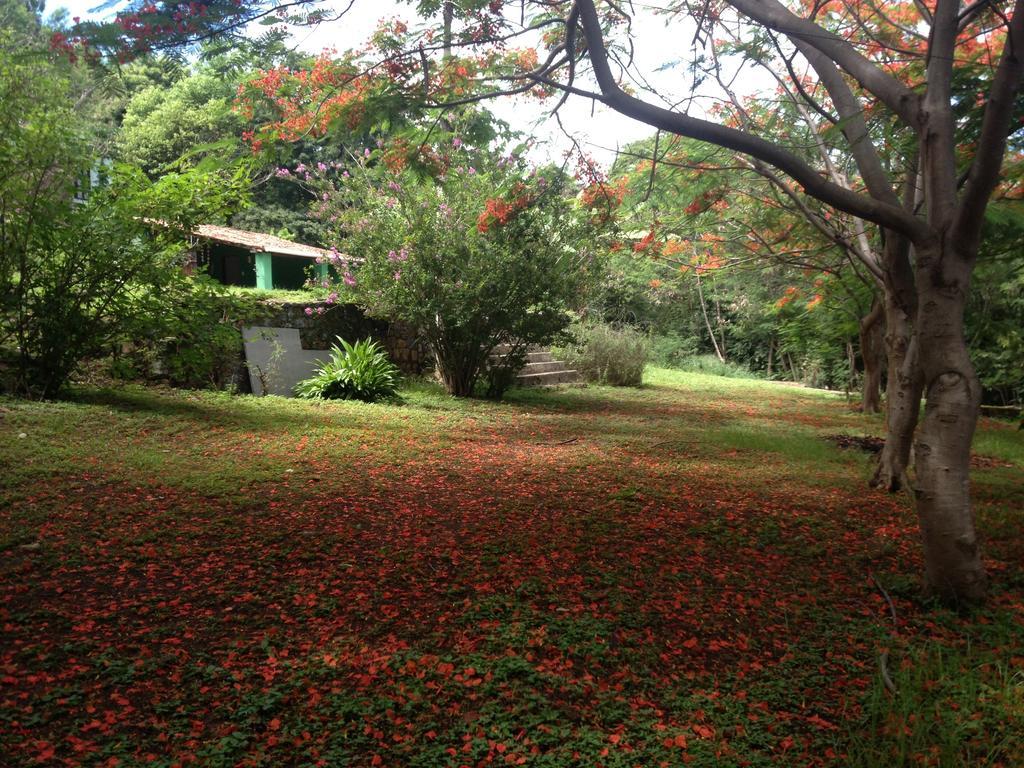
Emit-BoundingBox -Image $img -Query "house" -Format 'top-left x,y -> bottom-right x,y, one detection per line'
189,225 -> 331,291
73,159 -> 113,204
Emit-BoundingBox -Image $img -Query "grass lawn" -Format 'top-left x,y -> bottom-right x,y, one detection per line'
1,368 -> 1022,767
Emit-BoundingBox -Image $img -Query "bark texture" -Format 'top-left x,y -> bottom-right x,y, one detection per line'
872,235 -> 923,492
858,298 -> 885,413
911,242 -> 987,604
871,292 -> 922,491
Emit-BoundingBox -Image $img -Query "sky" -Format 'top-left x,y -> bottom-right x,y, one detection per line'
52,0 -> 738,169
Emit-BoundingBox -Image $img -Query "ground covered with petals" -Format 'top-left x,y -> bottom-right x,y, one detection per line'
1,369 -> 1022,767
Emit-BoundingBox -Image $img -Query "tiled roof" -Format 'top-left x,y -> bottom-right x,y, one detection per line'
193,225 -> 329,259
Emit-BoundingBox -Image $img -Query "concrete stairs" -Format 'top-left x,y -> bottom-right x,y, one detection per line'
491,346 -> 581,387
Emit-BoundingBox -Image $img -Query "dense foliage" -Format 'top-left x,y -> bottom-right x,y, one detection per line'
303,146 -> 604,397
140,276 -> 263,390
598,134 -> 1024,404
558,320 -> 649,387
0,5 -> 250,397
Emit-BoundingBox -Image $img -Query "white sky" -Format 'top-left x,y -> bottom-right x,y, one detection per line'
53,0 -> 752,169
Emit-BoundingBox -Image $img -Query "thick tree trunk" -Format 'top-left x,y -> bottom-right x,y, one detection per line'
911,242 -> 986,604
858,297 -> 885,413
871,233 -> 922,492
871,291 -> 923,490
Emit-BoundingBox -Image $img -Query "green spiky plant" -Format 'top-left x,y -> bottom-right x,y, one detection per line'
294,337 -> 400,402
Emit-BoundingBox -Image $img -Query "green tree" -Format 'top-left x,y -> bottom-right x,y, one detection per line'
117,70 -> 244,175
0,17 -> 245,397
307,146 -> 603,397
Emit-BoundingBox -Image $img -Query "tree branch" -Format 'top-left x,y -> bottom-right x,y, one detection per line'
574,0 -> 928,239
722,0 -> 921,125
953,0 -> 1024,248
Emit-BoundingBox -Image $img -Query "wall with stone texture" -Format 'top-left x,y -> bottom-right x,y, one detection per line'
242,302 -> 429,389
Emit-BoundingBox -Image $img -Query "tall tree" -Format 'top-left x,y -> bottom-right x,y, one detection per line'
540,0 -> 1020,604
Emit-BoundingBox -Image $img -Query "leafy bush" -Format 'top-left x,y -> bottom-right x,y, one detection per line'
648,332 -> 702,368
297,138 -> 606,397
294,337 -> 400,402
107,276 -> 260,390
672,354 -> 758,379
560,321 -> 649,387
0,36 -> 246,398
156,277 -> 262,390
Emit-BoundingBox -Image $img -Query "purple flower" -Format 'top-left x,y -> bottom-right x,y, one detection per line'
317,162 -> 327,172
364,148 -> 371,157
295,163 -> 307,173
388,250 -> 399,262
327,292 -> 338,303
393,270 -> 401,280
304,307 -> 313,316
467,167 -> 476,175
387,181 -> 402,193
275,168 -> 291,178
343,271 -> 356,287
452,137 -> 463,148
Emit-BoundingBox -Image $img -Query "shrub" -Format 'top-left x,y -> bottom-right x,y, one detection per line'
560,321 -> 649,387
0,37 -> 247,398
648,332 -> 702,368
296,139 -> 606,398
673,354 -> 758,379
294,337 -> 400,402
155,278 -> 262,390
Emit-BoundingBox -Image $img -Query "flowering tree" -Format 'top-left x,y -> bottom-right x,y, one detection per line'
74,0 -> 1022,601
299,146 -> 604,397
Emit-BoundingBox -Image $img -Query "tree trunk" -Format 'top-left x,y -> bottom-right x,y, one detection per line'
846,340 -> 856,400
911,241 -> 986,604
859,297 -> 885,413
872,232 -> 921,493
433,342 -> 481,397
786,352 -> 799,382
442,1 -> 454,59
871,290 -> 922,491
695,271 -> 725,362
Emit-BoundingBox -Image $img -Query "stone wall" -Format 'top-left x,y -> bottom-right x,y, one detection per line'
254,301 -> 430,375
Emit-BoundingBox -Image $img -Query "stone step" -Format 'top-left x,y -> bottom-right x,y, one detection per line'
515,369 -> 581,387
518,360 -> 568,374
492,343 -> 542,354
489,345 -> 579,387
490,350 -> 554,364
